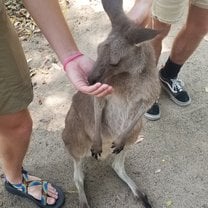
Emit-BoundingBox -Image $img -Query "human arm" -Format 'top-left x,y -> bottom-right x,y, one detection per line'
23,0 -> 112,97
128,0 -> 152,27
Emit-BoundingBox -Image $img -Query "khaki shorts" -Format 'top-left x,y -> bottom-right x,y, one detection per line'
152,0 -> 208,24
0,0 -> 33,115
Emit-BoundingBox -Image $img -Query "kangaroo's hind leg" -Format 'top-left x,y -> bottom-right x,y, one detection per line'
63,105 -> 92,208
112,151 -> 152,208
73,158 -> 90,208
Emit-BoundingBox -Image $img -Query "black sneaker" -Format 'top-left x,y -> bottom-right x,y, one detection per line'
159,71 -> 191,106
144,102 -> 160,121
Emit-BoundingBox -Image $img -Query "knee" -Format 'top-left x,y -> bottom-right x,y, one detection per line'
16,115 -> 33,139
0,110 -> 33,139
154,26 -> 170,42
151,25 -> 170,56
151,18 -> 171,42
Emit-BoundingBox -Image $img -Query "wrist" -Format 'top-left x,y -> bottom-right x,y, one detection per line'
63,51 -> 84,71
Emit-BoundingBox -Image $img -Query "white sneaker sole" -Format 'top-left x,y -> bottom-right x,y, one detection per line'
144,112 -> 161,121
162,85 -> 191,107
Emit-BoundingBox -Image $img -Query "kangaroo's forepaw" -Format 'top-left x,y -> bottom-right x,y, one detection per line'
91,148 -> 102,160
111,142 -> 124,154
135,190 -> 152,208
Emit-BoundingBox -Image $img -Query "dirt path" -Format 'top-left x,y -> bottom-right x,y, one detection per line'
0,1 -> 208,207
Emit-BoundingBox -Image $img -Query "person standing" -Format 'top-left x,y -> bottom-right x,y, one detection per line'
129,0 -> 208,120
0,0 -> 112,207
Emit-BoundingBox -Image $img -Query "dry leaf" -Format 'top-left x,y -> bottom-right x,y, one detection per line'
5,0 -> 39,39
155,169 -> 161,174
166,200 -> 173,207
135,135 -> 144,144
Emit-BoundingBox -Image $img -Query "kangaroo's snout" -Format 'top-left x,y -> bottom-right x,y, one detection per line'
88,75 -> 99,85
88,64 -> 107,85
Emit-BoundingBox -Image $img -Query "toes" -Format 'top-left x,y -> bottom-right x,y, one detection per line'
47,184 -> 58,199
45,184 -> 59,205
47,196 -> 56,205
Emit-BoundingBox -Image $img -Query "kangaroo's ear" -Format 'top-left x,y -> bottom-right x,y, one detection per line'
109,39 -> 125,65
126,28 -> 160,44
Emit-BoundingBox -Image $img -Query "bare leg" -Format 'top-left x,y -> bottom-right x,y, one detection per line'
0,110 -> 32,184
0,109 -> 58,204
112,151 -> 152,208
170,5 -> 208,64
73,159 -> 90,208
128,0 -> 171,64
204,33 -> 208,41
149,18 -> 171,64
147,5 -> 208,66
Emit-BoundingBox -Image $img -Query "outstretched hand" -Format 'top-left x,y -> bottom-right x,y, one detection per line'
65,55 -> 113,97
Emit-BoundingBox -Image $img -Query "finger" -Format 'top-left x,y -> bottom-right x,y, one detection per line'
95,86 -> 113,97
78,82 -> 113,97
88,84 -> 111,96
78,82 -> 103,94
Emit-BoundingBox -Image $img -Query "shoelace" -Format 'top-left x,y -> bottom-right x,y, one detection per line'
170,78 -> 184,93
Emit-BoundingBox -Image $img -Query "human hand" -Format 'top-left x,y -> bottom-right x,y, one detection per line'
65,54 -> 113,97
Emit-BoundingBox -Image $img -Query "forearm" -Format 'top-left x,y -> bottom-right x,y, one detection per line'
128,0 -> 152,26
136,0 -> 152,22
23,0 -> 78,63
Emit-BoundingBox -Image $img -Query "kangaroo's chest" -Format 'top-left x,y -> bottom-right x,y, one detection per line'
102,93 -> 142,134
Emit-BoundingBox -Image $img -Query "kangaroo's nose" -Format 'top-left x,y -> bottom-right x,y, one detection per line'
88,76 -> 97,85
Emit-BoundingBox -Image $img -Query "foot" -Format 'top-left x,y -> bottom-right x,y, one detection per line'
144,102 -> 160,121
5,170 -> 60,206
23,175 -> 58,205
159,70 -> 191,106
134,189 -> 152,208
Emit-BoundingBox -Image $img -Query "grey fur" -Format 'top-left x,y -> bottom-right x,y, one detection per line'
62,0 -> 160,207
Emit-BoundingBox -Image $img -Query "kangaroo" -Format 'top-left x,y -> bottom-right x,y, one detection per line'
62,0 -> 160,207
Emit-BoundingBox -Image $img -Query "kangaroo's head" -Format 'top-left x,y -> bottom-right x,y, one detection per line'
88,0 -> 159,85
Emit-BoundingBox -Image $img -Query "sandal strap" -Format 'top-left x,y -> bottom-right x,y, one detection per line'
9,171 -> 49,206
42,181 -> 49,194
27,180 -> 49,193
22,171 -> 29,182
11,183 -> 27,194
41,194 -> 47,206
26,179 -> 49,206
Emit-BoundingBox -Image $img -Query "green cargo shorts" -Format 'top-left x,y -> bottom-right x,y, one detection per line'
0,0 -> 33,115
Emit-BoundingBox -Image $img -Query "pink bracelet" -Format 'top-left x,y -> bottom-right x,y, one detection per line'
63,52 -> 83,71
